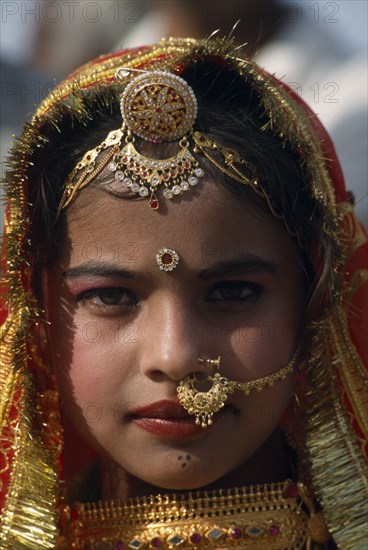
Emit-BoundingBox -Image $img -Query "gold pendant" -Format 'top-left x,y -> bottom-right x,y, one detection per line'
177,373 -> 235,428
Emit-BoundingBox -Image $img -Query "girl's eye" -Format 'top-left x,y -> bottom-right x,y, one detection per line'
78,288 -> 138,310
206,282 -> 262,303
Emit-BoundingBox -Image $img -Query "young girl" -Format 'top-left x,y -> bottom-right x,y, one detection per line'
1,37 -> 367,550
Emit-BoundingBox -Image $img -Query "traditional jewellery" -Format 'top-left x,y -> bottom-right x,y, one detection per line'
120,71 -> 197,142
197,356 -> 221,368
156,248 -> 180,271
58,480 -> 331,549
177,351 -> 299,428
58,69 -> 259,214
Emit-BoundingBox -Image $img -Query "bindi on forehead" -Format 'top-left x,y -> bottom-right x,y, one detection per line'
61,175 -> 298,277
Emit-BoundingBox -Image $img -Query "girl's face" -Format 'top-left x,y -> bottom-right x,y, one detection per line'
44,181 -> 305,492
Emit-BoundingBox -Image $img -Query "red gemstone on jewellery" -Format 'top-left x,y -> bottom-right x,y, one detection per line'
70,507 -> 78,521
116,541 -> 124,550
156,108 -> 162,113
162,253 -> 173,265
230,528 -> 242,539
269,525 -> 280,536
162,172 -> 169,180
177,166 -> 184,173
150,537 -> 162,547
286,482 -> 298,498
189,533 -> 201,544
150,199 -> 159,210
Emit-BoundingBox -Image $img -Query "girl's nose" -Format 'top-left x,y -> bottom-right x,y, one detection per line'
137,293 -> 214,382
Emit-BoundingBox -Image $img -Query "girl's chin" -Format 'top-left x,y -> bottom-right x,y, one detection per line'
134,473 -> 221,492
122,466 -> 231,496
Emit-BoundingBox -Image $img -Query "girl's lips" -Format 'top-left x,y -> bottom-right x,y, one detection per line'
127,399 -> 229,439
131,417 -> 206,439
128,399 -> 192,420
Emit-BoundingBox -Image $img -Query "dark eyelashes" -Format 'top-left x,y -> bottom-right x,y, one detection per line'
76,281 -> 263,311
205,282 -> 263,303
78,288 -> 138,308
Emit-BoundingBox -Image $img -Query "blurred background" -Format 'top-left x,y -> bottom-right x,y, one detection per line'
1,0 -> 367,224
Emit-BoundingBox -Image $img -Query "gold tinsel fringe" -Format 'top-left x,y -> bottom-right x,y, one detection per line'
305,317 -> 368,549
0,368 -> 58,549
1,122 -> 59,547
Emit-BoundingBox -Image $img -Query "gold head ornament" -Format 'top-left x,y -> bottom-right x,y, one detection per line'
58,67 -> 261,214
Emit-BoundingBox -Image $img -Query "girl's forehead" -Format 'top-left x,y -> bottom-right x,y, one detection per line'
60,181 -> 296,268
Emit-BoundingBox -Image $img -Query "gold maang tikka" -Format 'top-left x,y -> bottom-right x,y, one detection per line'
58,68 -> 260,213
177,351 -> 299,428
60,70 -> 202,211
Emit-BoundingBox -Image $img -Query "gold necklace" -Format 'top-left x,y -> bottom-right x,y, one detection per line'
57,480 -> 331,549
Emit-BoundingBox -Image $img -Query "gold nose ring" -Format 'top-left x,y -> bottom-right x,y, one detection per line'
178,350 -> 300,428
197,356 -> 221,368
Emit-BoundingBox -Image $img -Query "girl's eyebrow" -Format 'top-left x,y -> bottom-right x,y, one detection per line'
198,258 -> 277,280
63,263 -> 137,280
63,257 -> 277,281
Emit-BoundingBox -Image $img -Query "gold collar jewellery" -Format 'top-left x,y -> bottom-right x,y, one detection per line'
58,479 -> 331,549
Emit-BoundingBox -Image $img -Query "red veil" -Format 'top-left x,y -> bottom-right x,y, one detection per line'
1,38 -> 367,549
